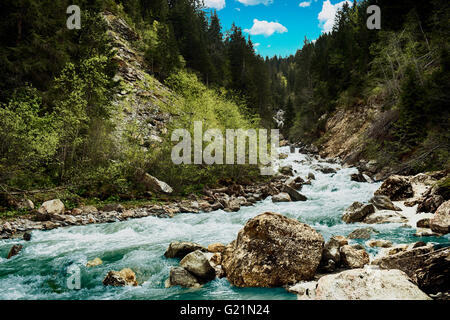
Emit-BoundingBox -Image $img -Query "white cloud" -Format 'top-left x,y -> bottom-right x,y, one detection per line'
204,0 -> 226,10
244,19 -> 288,37
318,0 -> 352,33
237,0 -> 273,6
299,1 -> 311,7
254,43 -> 261,47
235,8 -> 241,11
267,44 -> 271,48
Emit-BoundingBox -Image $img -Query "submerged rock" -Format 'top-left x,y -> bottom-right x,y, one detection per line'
86,258 -> 103,267
430,200 -> 450,234
369,195 -> 402,211
7,244 -> 23,259
374,175 -> 413,201
347,227 -> 378,239
164,241 -> 207,259
342,202 -> 375,223
222,212 -> 324,287
313,268 -> 431,300
180,250 -> 216,281
103,268 -> 138,286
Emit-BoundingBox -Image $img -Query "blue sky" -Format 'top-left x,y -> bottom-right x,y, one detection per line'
203,0 -> 354,58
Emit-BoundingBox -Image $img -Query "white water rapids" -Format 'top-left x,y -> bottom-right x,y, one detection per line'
0,146 -> 448,300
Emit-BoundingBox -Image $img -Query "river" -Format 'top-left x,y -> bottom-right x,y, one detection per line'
0,146 -> 448,299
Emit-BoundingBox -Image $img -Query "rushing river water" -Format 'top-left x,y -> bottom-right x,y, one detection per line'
0,147 -> 448,300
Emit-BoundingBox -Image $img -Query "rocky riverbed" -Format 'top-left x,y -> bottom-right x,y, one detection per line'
0,146 -> 448,300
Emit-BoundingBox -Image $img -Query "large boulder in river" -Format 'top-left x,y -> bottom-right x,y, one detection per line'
141,173 -> 173,194
164,241 -> 207,259
374,175 -> 413,201
37,199 -> 65,220
180,250 -> 216,281
342,202 -> 375,223
285,176 -> 304,190
222,212 -> 324,287
429,200 -> 450,234
369,195 -> 402,211
103,268 -> 138,287
313,268 -> 431,300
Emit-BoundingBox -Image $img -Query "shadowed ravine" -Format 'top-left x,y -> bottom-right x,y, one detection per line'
0,146 -> 448,300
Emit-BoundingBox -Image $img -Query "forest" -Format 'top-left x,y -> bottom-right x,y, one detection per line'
0,0 -> 449,211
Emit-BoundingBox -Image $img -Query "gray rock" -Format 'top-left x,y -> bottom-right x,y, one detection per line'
342,202 -> 375,223
271,192 -> 291,203
347,227 -> 378,239
369,195 -> 402,211
164,241 -> 207,259
180,250 -> 216,281
282,185 -> 307,202
37,199 -> 65,220
166,267 -> 202,288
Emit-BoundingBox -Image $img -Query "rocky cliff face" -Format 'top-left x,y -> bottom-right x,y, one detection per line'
102,12 -> 172,149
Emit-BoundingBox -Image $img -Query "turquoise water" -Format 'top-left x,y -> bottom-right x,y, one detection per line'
0,147 -> 448,300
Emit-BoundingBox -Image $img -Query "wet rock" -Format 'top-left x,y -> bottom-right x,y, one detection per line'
281,185 -> 307,202
347,227 -> 378,239
164,241 -> 207,259
340,245 -> 370,268
374,175 -> 413,201
272,192 -> 291,203
37,199 -> 65,220
166,267 -> 202,288
141,173 -> 173,194
416,218 -> 430,228
412,247 -> 450,294
86,258 -> 103,267
207,243 -> 226,253
429,200 -> 450,234
369,195 -> 402,211
307,172 -> 316,180
103,268 -> 138,286
180,250 -> 216,281
314,268 -> 431,300
417,194 -> 445,213
363,210 -> 407,224
342,202 -> 375,223
285,176 -> 304,190
222,212 -> 324,287
366,239 -> 392,248
279,165 -> 294,176
350,172 -> 367,183
7,244 -> 23,259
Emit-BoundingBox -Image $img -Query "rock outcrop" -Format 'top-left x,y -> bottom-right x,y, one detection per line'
222,212 -> 324,287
